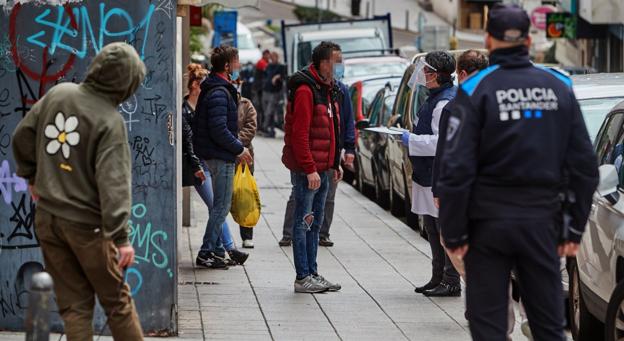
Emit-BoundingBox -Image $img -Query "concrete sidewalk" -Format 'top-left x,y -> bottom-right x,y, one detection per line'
0,136 -> 530,340
174,135 -> 531,341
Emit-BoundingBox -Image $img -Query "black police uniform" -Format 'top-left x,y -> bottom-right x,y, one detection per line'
437,44 -> 599,340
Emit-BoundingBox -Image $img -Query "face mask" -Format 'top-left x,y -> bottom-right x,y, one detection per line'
230,69 -> 240,81
333,63 -> 345,80
408,58 -> 437,89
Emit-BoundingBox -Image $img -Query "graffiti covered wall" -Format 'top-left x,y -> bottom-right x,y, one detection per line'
0,0 -> 178,334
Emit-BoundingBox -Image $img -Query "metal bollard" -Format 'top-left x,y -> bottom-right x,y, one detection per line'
25,272 -> 54,341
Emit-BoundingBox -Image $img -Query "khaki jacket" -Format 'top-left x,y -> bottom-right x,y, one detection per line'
238,97 -> 257,154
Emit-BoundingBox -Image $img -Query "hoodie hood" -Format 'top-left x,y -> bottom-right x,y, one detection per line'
82,42 -> 146,105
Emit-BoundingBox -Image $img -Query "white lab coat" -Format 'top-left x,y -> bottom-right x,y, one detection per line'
408,100 -> 449,218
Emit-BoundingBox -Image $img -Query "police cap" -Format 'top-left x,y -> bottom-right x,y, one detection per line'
486,4 -> 530,42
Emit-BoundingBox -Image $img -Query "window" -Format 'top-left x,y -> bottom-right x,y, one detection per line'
410,85 -> 429,122
344,61 -> 409,79
381,95 -> 396,126
579,97 -> 624,142
367,91 -> 385,126
394,82 -> 412,124
596,113 -> 624,171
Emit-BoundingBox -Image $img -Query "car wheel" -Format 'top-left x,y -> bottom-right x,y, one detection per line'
569,259 -> 603,341
604,279 -> 624,341
390,185 -> 405,217
357,156 -> 375,198
375,170 -> 390,210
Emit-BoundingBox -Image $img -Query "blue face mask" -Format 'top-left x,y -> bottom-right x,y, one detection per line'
333,63 -> 345,80
231,69 -> 240,81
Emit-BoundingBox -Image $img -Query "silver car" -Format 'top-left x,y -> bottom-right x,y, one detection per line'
570,98 -> 624,341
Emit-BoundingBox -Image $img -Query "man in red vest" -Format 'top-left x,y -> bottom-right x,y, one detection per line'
282,41 -> 343,293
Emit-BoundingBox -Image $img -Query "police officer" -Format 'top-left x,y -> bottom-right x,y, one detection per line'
436,4 -> 599,340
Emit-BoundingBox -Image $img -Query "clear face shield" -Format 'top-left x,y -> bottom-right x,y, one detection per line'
408,58 -> 438,89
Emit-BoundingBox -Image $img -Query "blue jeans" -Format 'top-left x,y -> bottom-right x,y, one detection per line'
291,171 -> 330,279
197,159 -> 235,256
194,164 -> 235,252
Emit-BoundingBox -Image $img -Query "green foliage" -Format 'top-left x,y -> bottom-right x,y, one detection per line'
202,4 -> 224,20
294,5 -> 342,23
190,27 -> 206,53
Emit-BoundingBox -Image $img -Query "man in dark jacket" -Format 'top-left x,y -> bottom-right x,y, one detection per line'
437,5 -> 599,340
193,45 -> 252,269
282,41 -> 343,293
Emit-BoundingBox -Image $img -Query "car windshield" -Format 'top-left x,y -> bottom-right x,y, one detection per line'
345,61 -> 408,79
237,33 -> 256,50
579,97 -> 624,141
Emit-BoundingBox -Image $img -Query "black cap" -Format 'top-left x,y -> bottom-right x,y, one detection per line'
486,4 -> 530,42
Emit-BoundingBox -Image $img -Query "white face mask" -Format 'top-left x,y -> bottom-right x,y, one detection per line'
408,59 -> 437,89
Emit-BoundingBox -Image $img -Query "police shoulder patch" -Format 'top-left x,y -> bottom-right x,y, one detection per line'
447,116 -> 461,141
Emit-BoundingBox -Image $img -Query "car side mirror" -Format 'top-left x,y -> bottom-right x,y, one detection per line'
598,164 -> 620,204
356,119 -> 370,130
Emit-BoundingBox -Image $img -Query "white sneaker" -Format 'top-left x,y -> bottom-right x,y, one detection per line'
242,240 -> 254,249
313,274 -> 341,291
294,276 -> 328,293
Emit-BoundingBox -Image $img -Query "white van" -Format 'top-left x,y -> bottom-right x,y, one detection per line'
281,14 -> 392,75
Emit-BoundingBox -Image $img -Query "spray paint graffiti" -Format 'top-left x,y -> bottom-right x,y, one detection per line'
25,3 -> 156,60
0,159 -> 28,205
126,203 -> 172,296
1,1 -> 176,332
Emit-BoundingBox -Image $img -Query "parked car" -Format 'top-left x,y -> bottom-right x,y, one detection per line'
342,54 -> 410,86
572,73 -> 624,142
355,82 -> 398,209
342,76 -> 401,184
569,100 -> 624,341
341,54 -> 409,184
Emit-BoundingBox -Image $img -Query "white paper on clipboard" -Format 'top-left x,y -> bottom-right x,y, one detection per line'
364,126 -> 408,139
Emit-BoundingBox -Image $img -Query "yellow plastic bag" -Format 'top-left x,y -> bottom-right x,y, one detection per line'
231,163 -> 261,227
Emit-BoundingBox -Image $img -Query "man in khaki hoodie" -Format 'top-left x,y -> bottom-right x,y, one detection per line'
12,42 -> 144,340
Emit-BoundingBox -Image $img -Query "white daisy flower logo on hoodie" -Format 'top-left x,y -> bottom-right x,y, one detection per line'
45,112 -> 80,159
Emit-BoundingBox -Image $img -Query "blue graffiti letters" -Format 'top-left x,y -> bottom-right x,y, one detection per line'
0,160 -> 28,205
26,3 -> 156,59
128,203 -> 171,275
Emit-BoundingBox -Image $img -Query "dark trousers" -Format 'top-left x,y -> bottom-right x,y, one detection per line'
240,226 -> 253,240
423,215 -> 460,286
35,209 -> 143,340
465,218 -> 566,341
283,169 -> 337,239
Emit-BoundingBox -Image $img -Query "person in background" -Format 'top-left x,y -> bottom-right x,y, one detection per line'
278,51 -> 355,247
239,61 -> 255,100
182,63 -> 249,266
193,45 -> 253,269
12,42 -> 144,340
432,49 -> 489,271
253,49 -> 271,128
261,52 -> 286,138
237,95 -> 258,248
282,41 -> 343,293
401,51 -> 461,297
